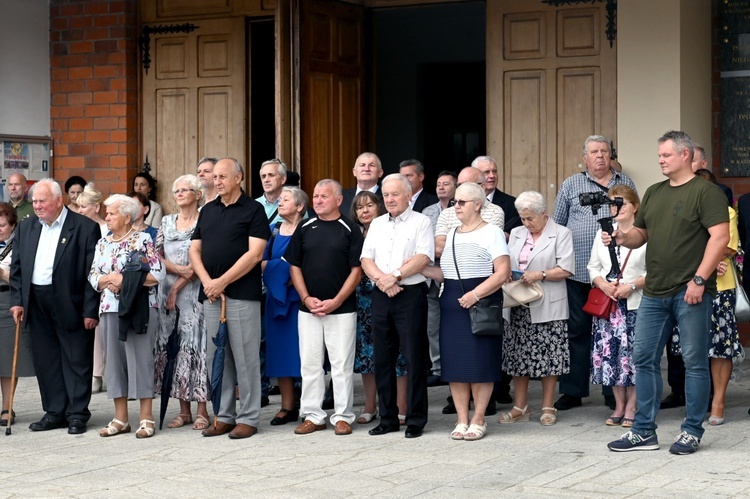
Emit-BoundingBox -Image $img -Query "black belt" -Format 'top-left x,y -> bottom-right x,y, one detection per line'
0,285 -> 8,292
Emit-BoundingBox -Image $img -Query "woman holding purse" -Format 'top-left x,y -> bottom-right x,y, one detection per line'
500,191 -> 574,426
587,185 -> 647,428
421,182 -> 510,440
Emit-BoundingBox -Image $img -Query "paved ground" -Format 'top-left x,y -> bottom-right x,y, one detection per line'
3,359 -> 750,498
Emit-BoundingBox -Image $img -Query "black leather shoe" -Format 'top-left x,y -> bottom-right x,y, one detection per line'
554,395 -> 582,411
68,418 -> 87,435
442,396 -> 457,414
368,423 -> 398,436
29,416 -> 67,432
426,374 -> 447,387
660,392 -> 685,409
260,396 -> 270,408
270,408 -> 299,426
496,393 -> 513,405
322,380 -> 334,410
404,425 -> 423,438
485,401 -> 497,416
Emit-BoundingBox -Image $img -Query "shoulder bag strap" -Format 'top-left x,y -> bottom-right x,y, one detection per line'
266,221 -> 282,259
614,249 -> 633,284
0,240 -> 13,262
451,229 -> 465,295
581,171 -> 610,193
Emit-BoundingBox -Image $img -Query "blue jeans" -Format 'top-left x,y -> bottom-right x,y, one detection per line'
632,289 -> 711,439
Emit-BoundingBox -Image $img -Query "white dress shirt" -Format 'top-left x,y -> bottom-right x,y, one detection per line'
32,207 -> 68,285
361,208 -> 434,286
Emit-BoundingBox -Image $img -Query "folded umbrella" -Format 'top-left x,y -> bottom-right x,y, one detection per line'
209,295 -> 228,429
159,307 -> 180,430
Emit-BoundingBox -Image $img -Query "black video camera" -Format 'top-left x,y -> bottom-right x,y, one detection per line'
579,191 -> 623,216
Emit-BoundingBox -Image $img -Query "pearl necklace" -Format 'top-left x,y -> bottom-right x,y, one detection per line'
110,227 -> 134,243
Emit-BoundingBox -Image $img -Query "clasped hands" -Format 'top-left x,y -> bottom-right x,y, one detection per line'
376,273 -> 402,298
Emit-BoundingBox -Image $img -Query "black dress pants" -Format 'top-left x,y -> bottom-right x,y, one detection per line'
28,284 -> 94,423
372,283 -> 429,429
558,279 -> 592,398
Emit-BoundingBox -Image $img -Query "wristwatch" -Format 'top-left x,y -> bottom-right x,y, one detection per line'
392,269 -> 402,282
692,275 -> 706,286
541,271 -> 547,281
629,282 -> 637,291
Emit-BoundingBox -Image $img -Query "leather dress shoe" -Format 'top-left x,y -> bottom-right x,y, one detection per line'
270,408 -> 299,426
334,421 -> 352,435
496,393 -> 513,405
485,401 -> 497,416
426,374 -> 447,387
29,416 -> 68,432
260,396 -> 270,408
202,421 -> 236,437
368,423 -> 399,436
68,418 -> 87,435
660,392 -> 685,409
404,425 -> 423,438
294,419 -> 326,434
553,395 -> 582,411
228,423 -> 257,439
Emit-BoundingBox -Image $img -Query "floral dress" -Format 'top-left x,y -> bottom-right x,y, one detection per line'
153,215 -> 209,402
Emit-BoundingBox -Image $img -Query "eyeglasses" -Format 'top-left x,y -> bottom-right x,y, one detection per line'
173,188 -> 195,196
454,199 -> 475,207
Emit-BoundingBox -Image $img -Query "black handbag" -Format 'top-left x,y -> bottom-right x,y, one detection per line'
452,230 -> 503,336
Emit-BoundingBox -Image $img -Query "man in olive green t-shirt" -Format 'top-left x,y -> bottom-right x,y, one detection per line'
603,130 -> 729,455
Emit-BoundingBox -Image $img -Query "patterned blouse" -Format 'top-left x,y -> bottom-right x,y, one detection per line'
88,230 -> 165,314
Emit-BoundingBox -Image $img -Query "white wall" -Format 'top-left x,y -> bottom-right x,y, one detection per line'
617,0 -> 712,194
0,0 -> 50,137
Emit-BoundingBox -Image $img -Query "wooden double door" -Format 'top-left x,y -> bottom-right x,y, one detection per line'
140,0 -> 614,210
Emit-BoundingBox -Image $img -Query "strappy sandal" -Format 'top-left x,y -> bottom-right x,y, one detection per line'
135,419 -> 156,439
463,422 -> 488,441
498,405 -> 530,423
99,418 -> 131,437
0,410 -> 15,427
540,407 -> 557,426
167,413 -> 193,429
451,423 -> 469,440
192,415 -> 210,430
356,410 -> 378,424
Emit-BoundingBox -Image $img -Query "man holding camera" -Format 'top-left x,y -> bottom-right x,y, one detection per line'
605,130 -> 728,454
552,135 -> 636,411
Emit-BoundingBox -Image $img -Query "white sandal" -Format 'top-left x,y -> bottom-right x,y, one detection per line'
463,422 -> 488,441
135,419 -> 156,438
451,423 -> 469,440
356,410 -> 378,424
99,418 -> 130,437
540,407 -> 557,426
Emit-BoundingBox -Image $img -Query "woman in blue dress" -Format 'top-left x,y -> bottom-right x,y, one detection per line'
262,186 -> 308,425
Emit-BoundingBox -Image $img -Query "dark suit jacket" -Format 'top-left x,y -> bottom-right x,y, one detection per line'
489,188 -> 522,232
412,190 -> 438,214
341,185 -> 383,218
10,209 -> 101,330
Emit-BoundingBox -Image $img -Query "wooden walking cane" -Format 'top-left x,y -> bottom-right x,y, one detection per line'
6,318 -> 21,435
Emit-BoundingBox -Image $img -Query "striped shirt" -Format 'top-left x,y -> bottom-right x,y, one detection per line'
441,224 -> 509,280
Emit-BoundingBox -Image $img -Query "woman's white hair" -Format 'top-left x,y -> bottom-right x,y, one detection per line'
173,174 -> 204,204
514,191 -> 546,214
455,182 -> 486,209
104,194 -> 140,224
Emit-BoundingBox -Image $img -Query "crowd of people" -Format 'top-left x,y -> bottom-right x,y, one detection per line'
0,130 -> 744,455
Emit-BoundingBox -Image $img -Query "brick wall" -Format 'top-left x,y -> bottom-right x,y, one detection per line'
49,0 -> 138,196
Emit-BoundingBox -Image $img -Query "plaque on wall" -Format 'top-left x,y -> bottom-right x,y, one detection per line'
720,0 -> 750,176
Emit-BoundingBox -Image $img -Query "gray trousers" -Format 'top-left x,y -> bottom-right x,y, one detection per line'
102,309 -> 157,400
426,280 -> 441,374
204,297 -> 261,427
